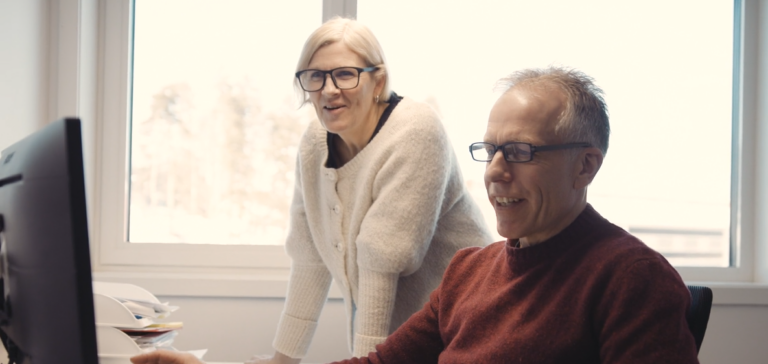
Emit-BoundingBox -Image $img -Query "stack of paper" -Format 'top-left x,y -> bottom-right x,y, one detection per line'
123,324 -> 181,350
114,297 -> 179,319
114,297 -> 182,351
93,281 -> 200,360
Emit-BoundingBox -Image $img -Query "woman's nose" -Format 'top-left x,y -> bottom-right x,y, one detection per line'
321,74 -> 340,94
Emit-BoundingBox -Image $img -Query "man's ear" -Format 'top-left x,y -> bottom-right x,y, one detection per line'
573,147 -> 604,189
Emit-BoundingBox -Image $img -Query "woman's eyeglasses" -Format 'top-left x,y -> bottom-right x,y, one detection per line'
295,66 -> 378,92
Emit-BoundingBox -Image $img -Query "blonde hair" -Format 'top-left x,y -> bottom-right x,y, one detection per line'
295,17 -> 391,105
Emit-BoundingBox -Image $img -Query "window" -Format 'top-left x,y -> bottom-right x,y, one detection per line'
128,0 -> 319,246
358,0 -> 734,268
95,0 -> 762,283
97,0 -> 321,269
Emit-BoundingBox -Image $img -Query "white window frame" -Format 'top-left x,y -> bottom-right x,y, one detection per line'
50,0 -> 768,298
95,0 -> 321,272
674,0 -> 759,283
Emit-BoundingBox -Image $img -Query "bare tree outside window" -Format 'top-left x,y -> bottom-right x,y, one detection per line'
129,79 -> 313,245
128,1 -> 320,245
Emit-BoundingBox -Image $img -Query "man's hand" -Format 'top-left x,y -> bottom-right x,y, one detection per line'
131,350 -> 204,364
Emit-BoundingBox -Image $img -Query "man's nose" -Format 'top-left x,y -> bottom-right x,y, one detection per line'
486,149 -> 513,182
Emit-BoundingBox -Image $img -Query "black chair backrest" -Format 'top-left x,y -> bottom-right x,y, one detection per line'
686,285 -> 713,353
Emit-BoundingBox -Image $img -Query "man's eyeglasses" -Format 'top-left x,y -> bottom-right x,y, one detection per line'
469,142 -> 592,163
295,66 -> 378,92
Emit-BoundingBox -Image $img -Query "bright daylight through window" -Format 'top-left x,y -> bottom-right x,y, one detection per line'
129,1 -> 320,246
129,0 -> 734,268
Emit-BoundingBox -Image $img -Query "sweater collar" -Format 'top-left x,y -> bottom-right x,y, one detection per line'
324,91 -> 402,169
504,204 -> 608,272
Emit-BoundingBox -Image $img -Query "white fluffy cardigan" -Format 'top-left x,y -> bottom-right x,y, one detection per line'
273,97 -> 493,358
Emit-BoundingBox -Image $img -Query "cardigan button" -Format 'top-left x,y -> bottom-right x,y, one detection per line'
333,205 -> 341,214
336,242 -> 344,251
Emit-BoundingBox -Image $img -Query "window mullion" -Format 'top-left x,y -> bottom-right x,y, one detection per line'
323,0 -> 357,21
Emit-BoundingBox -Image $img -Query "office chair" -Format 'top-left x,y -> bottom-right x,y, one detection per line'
686,285 -> 713,353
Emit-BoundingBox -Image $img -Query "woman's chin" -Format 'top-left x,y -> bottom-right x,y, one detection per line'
319,118 -> 347,135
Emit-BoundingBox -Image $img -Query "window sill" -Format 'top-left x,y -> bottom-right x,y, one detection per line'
92,271 -> 344,299
697,282 -> 768,305
92,272 -> 767,305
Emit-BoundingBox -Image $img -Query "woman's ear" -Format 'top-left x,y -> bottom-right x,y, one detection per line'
373,70 -> 386,100
573,147 -> 604,189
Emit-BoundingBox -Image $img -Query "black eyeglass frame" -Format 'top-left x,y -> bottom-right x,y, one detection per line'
295,66 -> 379,92
469,141 -> 592,163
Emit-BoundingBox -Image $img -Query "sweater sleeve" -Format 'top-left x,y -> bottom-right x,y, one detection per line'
330,284 -> 445,364
595,256 -> 699,364
352,270 -> 399,356
273,155 -> 333,359
352,105 -> 458,353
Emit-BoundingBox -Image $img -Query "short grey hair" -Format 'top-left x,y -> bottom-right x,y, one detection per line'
496,66 -> 610,155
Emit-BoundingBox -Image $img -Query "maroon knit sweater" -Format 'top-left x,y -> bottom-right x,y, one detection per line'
331,205 -> 699,364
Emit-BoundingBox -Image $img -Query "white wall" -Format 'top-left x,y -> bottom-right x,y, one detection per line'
0,0 -> 48,151
1,1 -> 768,363
157,296 -> 350,363
701,305 -> 768,363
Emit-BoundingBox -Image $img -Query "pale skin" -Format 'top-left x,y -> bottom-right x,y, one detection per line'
244,44 -> 385,364
130,44 -> 382,364
307,41 -> 387,166
250,43 -> 387,364
483,85 -> 603,247
131,42 -> 388,364
128,84 -> 605,364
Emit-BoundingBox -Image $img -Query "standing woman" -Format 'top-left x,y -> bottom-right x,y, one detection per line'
265,17 -> 492,363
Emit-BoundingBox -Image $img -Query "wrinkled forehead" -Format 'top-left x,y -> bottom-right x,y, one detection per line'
485,86 -> 567,144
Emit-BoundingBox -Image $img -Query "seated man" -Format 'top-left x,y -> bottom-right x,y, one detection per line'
131,67 -> 699,364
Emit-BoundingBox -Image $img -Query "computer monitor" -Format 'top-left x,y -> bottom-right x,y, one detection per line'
0,118 -> 98,363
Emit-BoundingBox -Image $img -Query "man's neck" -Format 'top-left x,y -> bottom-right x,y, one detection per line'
517,200 -> 588,248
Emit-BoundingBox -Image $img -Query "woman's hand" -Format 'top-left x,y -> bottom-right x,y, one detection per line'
130,350 -> 204,364
244,351 -> 301,364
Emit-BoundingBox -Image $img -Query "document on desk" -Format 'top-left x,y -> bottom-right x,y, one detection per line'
121,322 -> 184,333
119,323 -> 189,355
148,348 -> 208,360
128,330 -> 179,349
114,296 -> 180,319
187,349 -> 207,359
